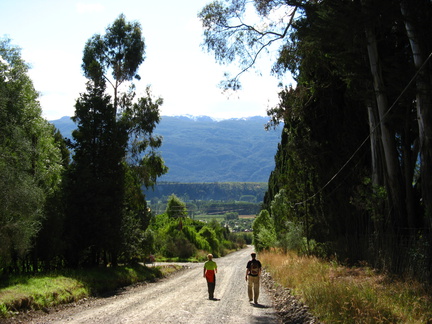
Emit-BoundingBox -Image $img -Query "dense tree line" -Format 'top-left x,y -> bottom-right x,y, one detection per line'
150,199 -> 261,218
200,0 -> 432,282
0,15 -> 170,273
146,182 -> 267,202
0,39 -> 65,272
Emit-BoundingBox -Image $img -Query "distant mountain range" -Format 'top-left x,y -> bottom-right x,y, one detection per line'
50,115 -> 281,182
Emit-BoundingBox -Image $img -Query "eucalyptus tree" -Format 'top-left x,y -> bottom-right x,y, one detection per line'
199,0 -> 432,277
252,210 -> 276,251
66,15 -> 167,267
0,38 -> 63,272
399,0 -> 432,228
199,0 -> 370,250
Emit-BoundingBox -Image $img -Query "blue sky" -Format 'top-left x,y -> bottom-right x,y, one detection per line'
1,0 -> 292,120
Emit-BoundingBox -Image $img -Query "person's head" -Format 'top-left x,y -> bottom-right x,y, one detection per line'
251,252 -> 256,259
207,254 -> 213,260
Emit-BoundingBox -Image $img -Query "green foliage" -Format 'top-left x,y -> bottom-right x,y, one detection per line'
166,194 -> 188,218
151,198 -> 260,220
222,217 -> 254,233
198,226 -> 220,256
224,212 -> 239,220
63,14 -> 166,268
256,229 -> 277,250
146,182 -> 268,201
82,13 -> 144,92
163,230 -> 197,259
182,225 -> 211,251
245,0 -> 432,282
0,38 -> 63,272
0,264 -> 170,317
199,0 -> 286,90
147,205 -> 243,260
270,189 -> 291,235
252,210 -> 276,251
277,222 -> 304,253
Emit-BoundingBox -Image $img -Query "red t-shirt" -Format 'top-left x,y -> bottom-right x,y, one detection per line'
205,269 -> 215,283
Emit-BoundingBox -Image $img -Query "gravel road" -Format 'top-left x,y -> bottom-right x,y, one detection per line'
7,247 -> 279,324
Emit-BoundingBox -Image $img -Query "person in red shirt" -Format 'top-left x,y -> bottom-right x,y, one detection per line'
203,254 -> 218,300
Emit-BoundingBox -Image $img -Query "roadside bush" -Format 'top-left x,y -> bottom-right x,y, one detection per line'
163,232 -> 196,259
147,207 -> 242,260
199,226 -> 220,257
277,222 -> 303,253
253,210 -> 276,251
256,228 -> 277,251
182,225 -> 211,251
221,239 -> 236,251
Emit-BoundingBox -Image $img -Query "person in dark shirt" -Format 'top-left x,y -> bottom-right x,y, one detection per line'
245,252 -> 262,304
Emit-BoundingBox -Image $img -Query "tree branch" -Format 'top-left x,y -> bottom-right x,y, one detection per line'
228,6 -> 298,86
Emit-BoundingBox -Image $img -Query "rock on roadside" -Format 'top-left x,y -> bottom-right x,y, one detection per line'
261,271 -> 322,324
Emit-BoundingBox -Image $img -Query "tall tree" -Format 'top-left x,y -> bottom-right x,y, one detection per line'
0,38 -> 63,272
65,15 -> 167,267
400,0 -> 432,227
166,194 -> 188,219
200,0 -> 432,280
362,0 -> 407,231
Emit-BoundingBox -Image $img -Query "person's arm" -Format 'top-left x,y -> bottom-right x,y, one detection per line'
203,267 -> 206,278
245,267 -> 249,281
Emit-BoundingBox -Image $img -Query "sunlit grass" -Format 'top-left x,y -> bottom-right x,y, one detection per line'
260,250 -> 432,323
0,275 -> 88,317
0,264 -> 180,318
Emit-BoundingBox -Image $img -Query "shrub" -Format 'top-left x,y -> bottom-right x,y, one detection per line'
163,233 -> 196,259
199,226 -> 220,256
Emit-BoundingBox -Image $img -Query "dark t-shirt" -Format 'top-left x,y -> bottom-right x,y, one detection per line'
246,259 -> 262,276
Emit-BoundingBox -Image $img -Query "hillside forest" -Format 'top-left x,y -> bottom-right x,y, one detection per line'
1,0 -> 432,286
50,115 -> 281,183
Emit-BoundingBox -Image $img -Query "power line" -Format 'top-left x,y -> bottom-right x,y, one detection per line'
292,51 -> 432,207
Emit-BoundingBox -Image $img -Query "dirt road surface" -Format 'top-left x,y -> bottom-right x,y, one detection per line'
11,246 -> 279,324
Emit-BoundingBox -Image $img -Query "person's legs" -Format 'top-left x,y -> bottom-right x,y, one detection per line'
207,281 -> 215,299
252,276 -> 260,303
207,276 -> 216,299
247,277 -> 253,301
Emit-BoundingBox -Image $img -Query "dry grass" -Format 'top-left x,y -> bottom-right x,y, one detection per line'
259,250 -> 432,323
239,215 -> 256,219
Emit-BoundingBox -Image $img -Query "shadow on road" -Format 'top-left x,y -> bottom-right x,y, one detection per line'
251,313 -> 277,324
251,303 -> 271,309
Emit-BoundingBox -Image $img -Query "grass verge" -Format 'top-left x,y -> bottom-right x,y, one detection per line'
0,264 -> 181,318
260,250 -> 432,323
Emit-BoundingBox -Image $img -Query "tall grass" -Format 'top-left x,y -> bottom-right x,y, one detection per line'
260,250 -> 432,323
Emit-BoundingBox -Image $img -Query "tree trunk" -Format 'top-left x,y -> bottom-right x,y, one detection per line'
362,0 -> 406,230
402,108 -> 417,231
400,0 -> 432,229
367,103 -> 381,187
